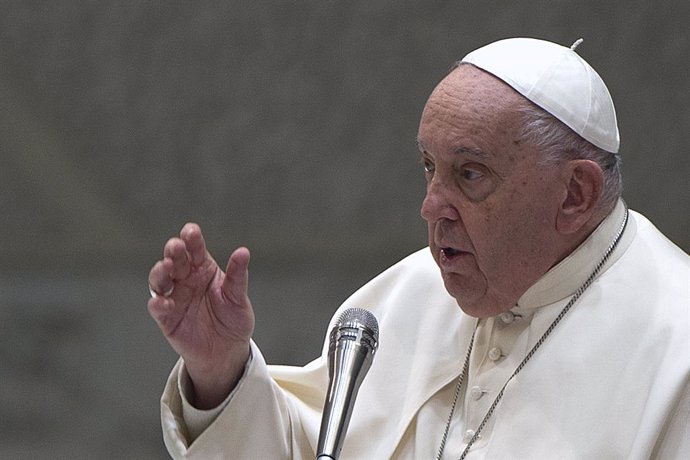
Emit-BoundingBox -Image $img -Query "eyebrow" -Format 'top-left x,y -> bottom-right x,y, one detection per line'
415,138 -> 488,158
453,146 -> 488,158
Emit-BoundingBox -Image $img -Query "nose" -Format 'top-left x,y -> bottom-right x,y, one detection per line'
420,179 -> 460,222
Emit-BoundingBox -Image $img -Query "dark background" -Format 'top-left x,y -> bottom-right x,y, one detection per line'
2,1 -> 688,457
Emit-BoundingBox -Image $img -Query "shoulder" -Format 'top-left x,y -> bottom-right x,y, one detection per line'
600,209 -> 689,324
322,247 -> 457,345
338,247 -> 447,312
625,210 -> 690,279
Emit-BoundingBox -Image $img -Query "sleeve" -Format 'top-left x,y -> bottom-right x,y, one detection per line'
651,370 -> 690,458
160,340 -> 322,459
178,354 -> 251,441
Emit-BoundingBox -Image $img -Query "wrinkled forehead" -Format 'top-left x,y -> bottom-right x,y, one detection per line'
424,65 -> 531,119
417,66 -> 538,167
450,61 -> 529,97
419,65 -> 529,137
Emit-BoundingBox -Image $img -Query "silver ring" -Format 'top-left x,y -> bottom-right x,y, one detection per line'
149,283 -> 174,298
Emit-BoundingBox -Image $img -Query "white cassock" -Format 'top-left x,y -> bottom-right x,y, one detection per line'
160,200 -> 690,459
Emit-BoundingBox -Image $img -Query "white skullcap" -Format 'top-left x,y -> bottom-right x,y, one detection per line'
462,37 -> 620,153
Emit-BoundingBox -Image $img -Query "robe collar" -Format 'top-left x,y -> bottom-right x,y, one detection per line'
516,199 -> 635,310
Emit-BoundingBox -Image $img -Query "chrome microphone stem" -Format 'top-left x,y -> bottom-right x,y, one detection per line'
317,336 -> 373,459
316,308 -> 378,460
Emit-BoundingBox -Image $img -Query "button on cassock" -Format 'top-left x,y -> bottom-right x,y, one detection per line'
498,311 -> 515,324
488,347 -> 503,361
469,386 -> 485,400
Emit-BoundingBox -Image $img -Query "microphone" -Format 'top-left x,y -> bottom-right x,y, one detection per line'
316,307 -> 379,460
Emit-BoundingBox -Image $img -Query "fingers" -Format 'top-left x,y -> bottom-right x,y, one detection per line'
147,295 -> 179,335
148,257 -> 174,298
149,223 -> 208,288
222,247 -> 251,304
165,222 -> 208,278
148,236 -> 188,297
180,223 -> 209,266
163,237 -> 191,280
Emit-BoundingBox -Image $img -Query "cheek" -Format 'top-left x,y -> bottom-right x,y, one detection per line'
467,199 -> 542,271
475,213 -> 515,261
489,201 -> 555,268
426,221 -> 440,257
426,219 -> 435,238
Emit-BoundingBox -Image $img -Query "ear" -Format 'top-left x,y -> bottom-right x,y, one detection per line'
555,160 -> 604,234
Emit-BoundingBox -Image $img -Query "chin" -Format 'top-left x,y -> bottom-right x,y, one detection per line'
443,281 -> 484,316
440,266 -> 521,318
456,302 -> 495,319
452,296 -> 483,317
445,283 -> 509,318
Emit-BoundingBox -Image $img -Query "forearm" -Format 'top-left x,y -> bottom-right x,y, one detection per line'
161,341 -> 312,459
184,341 -> 251,410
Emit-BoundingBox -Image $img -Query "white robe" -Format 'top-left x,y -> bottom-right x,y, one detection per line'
161,202 -> 690,459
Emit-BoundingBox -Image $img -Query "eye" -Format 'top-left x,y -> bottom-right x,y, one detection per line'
461,168 -> 484,181
422,157 -> 435,174
455,163 -> 497,202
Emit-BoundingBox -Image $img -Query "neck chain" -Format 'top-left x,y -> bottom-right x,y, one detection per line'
436,205 -> 629,460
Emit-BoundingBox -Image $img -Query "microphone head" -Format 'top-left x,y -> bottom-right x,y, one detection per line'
336,307 -> 379,336
330,307 -> 379,353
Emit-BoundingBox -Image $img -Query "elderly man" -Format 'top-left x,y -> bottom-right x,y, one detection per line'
148,38 -> 689,458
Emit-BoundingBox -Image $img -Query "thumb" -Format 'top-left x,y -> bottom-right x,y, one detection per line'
222,247 -> 251,304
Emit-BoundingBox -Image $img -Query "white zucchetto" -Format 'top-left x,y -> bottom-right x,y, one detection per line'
462,37 -> 620,153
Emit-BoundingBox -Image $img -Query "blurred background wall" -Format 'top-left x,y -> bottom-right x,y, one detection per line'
1,1 -> 688,457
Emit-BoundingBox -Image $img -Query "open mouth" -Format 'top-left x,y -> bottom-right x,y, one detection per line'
441,247 -> 463,258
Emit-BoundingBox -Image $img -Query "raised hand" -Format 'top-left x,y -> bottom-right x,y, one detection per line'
148,223 -> 255,409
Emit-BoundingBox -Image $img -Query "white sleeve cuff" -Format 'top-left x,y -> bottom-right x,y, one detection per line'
178,346 -> 254,442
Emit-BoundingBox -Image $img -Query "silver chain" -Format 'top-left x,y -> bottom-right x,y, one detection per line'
436,326 -> 478,459
436,205 -> 629,459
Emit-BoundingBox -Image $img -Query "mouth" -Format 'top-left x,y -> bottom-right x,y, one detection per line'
440,247 -> 469,260
437,246 -> 473,273
442,247 -> 461,257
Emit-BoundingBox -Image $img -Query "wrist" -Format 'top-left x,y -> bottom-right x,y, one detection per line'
186,342 -> 251,410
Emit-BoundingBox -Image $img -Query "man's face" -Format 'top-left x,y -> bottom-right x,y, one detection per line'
418,66 -> 567,317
